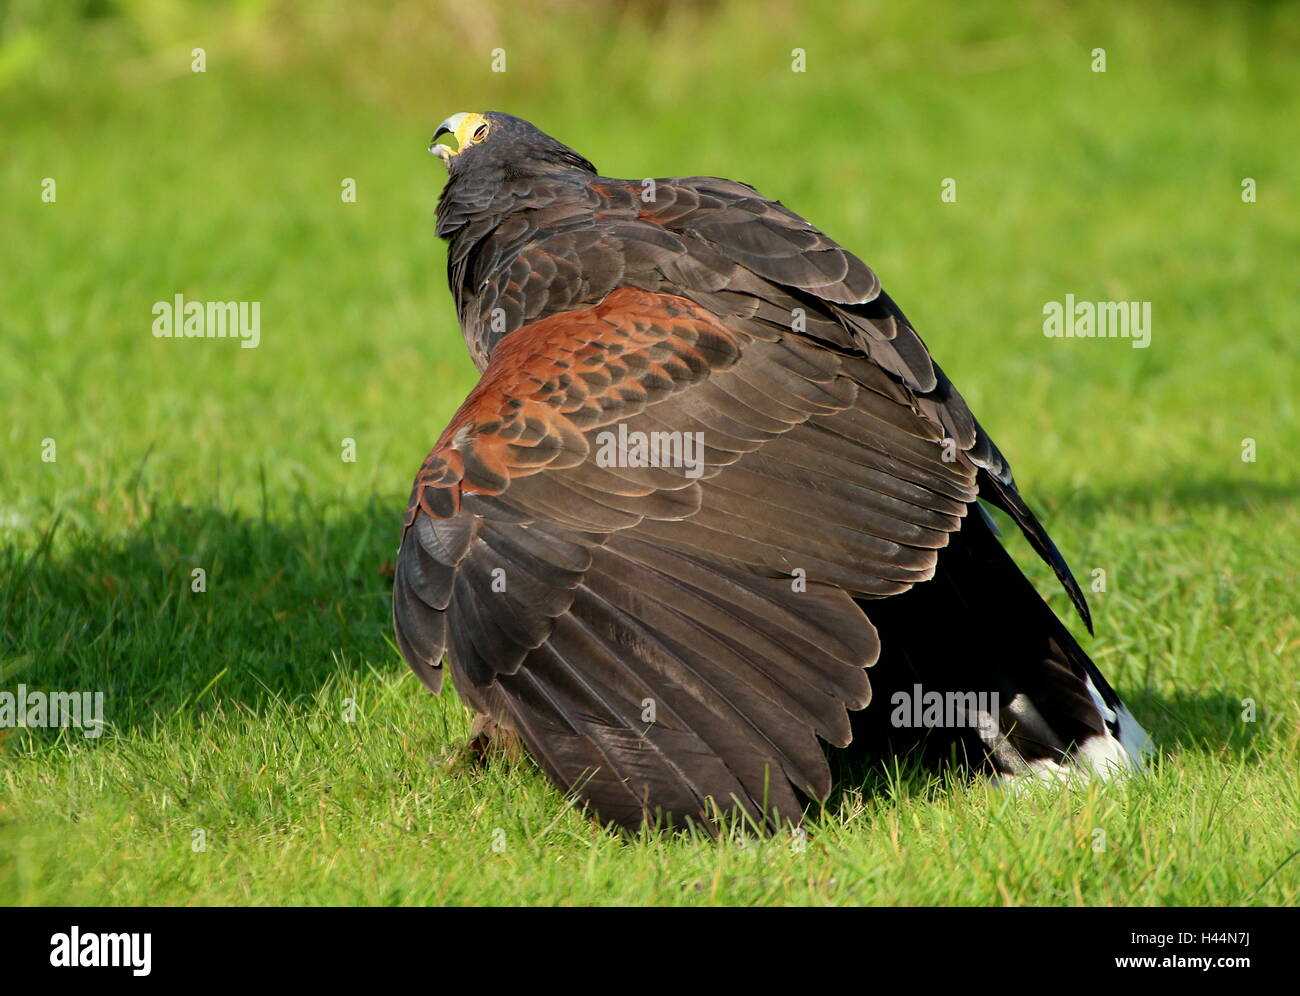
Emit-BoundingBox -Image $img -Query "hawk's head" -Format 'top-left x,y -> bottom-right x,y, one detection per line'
429,112 -> 596,177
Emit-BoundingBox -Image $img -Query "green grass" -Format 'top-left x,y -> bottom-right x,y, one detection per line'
1,0 -> 1297,906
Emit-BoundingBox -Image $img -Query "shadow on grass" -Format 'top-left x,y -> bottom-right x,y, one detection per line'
2,479 -> 1277,768
1125,687 -> 1276,762
0,500 -> 405,735
816,684 -> 1273,820
819,684 -> 1273,815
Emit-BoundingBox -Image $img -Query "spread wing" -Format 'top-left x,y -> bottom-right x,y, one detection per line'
464,175 -> 1091,628
394,285 -> 984,830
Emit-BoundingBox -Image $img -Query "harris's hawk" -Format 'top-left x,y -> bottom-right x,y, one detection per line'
393,111 -> 1152,831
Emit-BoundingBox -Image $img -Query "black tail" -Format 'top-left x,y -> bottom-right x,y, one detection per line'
847,507 -> 1151,778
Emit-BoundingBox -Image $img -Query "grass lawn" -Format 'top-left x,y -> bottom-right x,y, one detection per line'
1,0 -> 1296,906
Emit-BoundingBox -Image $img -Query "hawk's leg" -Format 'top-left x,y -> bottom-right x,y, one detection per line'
462,712 -> 525,766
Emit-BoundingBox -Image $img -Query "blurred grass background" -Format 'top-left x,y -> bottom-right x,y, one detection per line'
0,0 -> 1297,906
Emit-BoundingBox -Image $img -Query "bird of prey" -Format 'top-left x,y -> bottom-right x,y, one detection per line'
393,111 -> 1152,832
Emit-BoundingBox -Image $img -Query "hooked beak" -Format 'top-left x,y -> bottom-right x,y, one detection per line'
429,112 -> 485,166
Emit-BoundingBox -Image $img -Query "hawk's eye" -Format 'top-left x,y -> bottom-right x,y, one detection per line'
473,124 -> 489,142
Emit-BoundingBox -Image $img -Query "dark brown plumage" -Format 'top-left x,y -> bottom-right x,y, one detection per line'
393,111 -> 1150,831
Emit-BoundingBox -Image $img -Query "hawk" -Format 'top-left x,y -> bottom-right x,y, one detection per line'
393,111 -> 1152,831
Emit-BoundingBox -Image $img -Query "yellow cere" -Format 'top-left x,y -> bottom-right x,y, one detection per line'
441,111 -> 488,155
